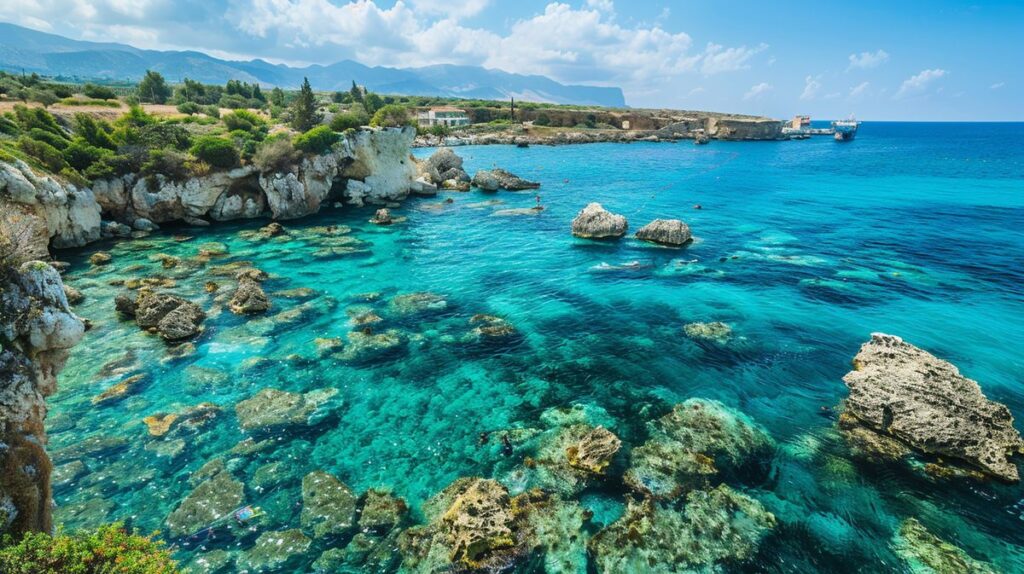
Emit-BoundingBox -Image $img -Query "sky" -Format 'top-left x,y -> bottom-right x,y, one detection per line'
1,0 -> 1022,120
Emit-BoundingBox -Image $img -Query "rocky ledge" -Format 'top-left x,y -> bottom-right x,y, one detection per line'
840,333 -> 1024,482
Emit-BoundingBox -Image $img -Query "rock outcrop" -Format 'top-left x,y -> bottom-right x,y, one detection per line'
0,261 -> 85,537
419,148 -> 470,191
471,168 -> 540,191
301,470 -> 357,539
229,269 -> 271,315
891,518 -> 996,574
115,289 -> 205,341
635,218 -> 692,246
3,127 -> 419,252
235,388 -> 338,435
571,203 -> 628,239
840,333 -> 1024,482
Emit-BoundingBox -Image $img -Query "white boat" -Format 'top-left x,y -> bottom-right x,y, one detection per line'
832,117 -> 860,141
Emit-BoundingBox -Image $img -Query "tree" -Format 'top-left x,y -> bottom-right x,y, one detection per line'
270,87 -> 285,107
363,92 -> 383,115
369,104 -> 411,128
349,80 -> 363,103
138,70 -> 170,104
83,83 -> 116,100
252,84 -> 265,102
290,77 -> 321,132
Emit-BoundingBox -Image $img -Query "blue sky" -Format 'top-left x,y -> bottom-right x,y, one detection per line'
2,0 -> 1021,119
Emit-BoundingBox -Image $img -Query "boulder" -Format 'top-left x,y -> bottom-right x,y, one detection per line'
301,471 -> 357,539
590,485 -> 776,572
624,399 -> 774,499
359,489 -> 408,533
468,314 -> 516,339
371,208 -> 393,225
229,273 -> 270,315
472,169 -> 540,191
635,218 -> 692,246
841,333 -> 1024,482
235,388 -> 337,435
891,518 -> 996,574
683,321 -> 732,344
130,291 -> 205,341
389,292 -> 447,316
237,529 -> 312,573
89,252 -> 112,266
571,203 -> 627,239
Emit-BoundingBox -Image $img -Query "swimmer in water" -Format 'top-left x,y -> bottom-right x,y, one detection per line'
501,434 -> 513,456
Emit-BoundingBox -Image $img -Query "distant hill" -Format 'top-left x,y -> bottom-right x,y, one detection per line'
0,22 -> 627,107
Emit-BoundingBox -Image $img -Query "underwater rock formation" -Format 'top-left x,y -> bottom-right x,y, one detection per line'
683,321 -> 733,344
467,314 -> 516,339
891,518 -> 996,574
841,333 -> 1024,482
359,489 -> 409,533
472,168 -> 540,191
228,269 -> 271,314
635,218 -> 693,246
590,484 -> 776,573
301,470 -> 357,539
571,203 -> 628,239
389,292 -> 448,316
525,423 -> 623,496
115,289 -> 206,341
235,388 -> 338,435
0,261 -> 85,538
625,399 -> 775,499
165,464 -> 244,538
371,208 -> 393,225
237,529 -> 312,573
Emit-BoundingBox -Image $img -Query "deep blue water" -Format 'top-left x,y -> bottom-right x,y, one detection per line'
51,122 -> 1024,572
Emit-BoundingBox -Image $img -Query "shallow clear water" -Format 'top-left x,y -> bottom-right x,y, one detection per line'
52,122 -> 1024,572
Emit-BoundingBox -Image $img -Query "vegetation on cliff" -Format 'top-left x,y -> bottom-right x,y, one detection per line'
0,524 -> 180,574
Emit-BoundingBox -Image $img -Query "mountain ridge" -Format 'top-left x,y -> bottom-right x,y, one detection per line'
0,22 -> 627,107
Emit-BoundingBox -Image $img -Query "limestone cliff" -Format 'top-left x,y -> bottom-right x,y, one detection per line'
1,126 -> 418,251
0,261 -> 84,537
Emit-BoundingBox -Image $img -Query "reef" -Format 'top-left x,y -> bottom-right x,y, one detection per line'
590,484 -> 776,572
840,333 -> 1024,482
683,321 -> 733,344
624,399 -> 775,499
0,261 -> 84,538
635,218 -> 692,246
891,518 -> 996,574
570,203 -> 628,239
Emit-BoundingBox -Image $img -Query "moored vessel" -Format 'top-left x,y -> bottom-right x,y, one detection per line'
832,117 -> 860,141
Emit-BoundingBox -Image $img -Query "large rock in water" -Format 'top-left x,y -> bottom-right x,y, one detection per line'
635,219 -> 692,246
235,388 -> 338,435
471,168 -> 540,191
127,291 -> 205,341
571,203 -> 628,239
301,471 -> 357,539
841,333 -> 1024,482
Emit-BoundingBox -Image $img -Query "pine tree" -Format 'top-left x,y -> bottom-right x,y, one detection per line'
349,80 -> 363,103
253,84 -> 265,102
270,87 -> 285,107
291,77 -> 320,131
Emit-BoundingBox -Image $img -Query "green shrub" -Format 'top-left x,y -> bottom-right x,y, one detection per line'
190,136 -> 239,168
28,89 -> 59,108
13,105 -> 63,136
58,98 -> 122,108
73,114 -> 117,150
141,149 -> 194,182
203,105 -> 220,119
84,148 -> 147,180
117,105 -> 157,128
219,94 -> 249,109
292,125 -> 338,154
28,128 -> 70,150
533,114 -> 551,126
253,136 -> 300,173
63,139 -> 113,171
369,104 -> 411,128
0,116 -> 18,136
223,109 -> 265,132
83,83 -> 117,100
59,167 -> 89,189
136,123 -> 192,151
176,102 -> 201,115
0,523 -> 180,574
329,111 -> 367,132
18,137 -> 67,172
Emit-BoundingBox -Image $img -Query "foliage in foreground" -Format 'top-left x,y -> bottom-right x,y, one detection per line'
0,524 -> 180,574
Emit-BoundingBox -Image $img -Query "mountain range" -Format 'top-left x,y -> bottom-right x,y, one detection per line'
0,22 -> 626,107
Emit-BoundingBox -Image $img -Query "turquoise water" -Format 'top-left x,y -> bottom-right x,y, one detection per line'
52,123 -> 1024,572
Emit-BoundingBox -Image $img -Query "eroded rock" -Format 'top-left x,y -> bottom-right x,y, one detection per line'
636,218 -> 692,246
571,203 -> 627,239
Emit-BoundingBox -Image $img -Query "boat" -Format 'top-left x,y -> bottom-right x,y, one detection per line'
832,117 -> 860,141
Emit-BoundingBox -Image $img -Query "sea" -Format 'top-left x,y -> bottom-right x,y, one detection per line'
51,122 -> 1024,572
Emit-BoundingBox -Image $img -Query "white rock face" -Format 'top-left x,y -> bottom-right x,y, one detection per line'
571,203 -> 628,239
0,160 -> 101,248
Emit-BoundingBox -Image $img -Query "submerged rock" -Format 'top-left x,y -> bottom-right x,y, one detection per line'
229,271 -> 271,315
237,529 -> 312,573
165,468 -> 244,537
301,470 -> 357,539
91,373 -> 149,405
590,485 -> 776,573
389,292 -> 447,316
571,203 -> 627,239
891,518 -> 996,574
235,388 -> 338,435
624,399 -> 775,499
359,489 -> 409,534
841,333 -> 1024,482
526,424 -> 623,496
371,208 -> 393,225
683,321 -> 733,344
89,251 -> 112,266
468,314 -> 516,339
635,218 -> 693,246
337,329 -> 406,362
118,290 -> 205,341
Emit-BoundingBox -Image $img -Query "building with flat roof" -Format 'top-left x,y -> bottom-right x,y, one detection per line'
417,106 -> 470,128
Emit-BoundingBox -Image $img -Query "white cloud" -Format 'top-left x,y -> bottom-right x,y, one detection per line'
409,0 -> 490,18
848,49 -> 889,70
895,68 -> 947,99
800,75 -> 821,100
990,82 -> 1005,90
744,82 -> 772,100
849,81 -> 870,98
586,0 -> 614,12
701,42 -> 768,75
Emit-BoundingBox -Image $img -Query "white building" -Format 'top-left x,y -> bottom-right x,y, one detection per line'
416,106 -> 470,128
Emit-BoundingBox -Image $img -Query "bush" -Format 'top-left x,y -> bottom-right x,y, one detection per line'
533,114 -> 551,126
63,139 -> 112,171
13,105 -> 63,136
18,137 -> 67,172
28,89 -> 59,108
219,94 -> 249,109
292,125 -> 338,154
177,102 -> 201,115
329,111 -> 367,132
0,523 -> 180,574
369,104 -> 411,128
73,114 -> 117,150
223,109 -> 265,133
141,149 -> 194,182
28,128 -> 70,150
83,83 -> 117,100
136,123 -> 192,151
0,115 -> 18,136
253,136 -> 300,173
58,98 -> 122,108
190,136 -> 239,168
203,105 -> 220,119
